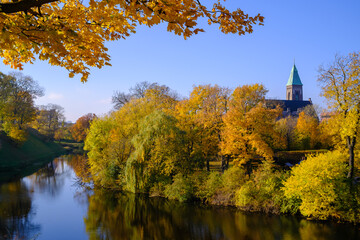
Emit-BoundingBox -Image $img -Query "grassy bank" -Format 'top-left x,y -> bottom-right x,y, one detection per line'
0,130 -> 66,171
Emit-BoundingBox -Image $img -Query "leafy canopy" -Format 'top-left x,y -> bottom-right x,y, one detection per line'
283,151 -> 358,222
0,0 -> 264,82
318,52 -> 360,179
70,113 -> 96,142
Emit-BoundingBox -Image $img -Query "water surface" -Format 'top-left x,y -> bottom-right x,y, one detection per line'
0,154 -> 359,240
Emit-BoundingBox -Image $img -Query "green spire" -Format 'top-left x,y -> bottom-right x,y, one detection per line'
286,64 -> 303,86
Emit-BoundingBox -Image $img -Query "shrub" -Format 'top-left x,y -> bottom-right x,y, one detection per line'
199,172 -> 223,203
282,151 -> 359,222
235,161 -> 286,213
164,174 -> 194,202
208,166 -> 248,205
222,166 -> 247,194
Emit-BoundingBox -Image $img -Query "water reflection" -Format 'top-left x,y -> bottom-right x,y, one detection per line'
0,155 -> 76,239
1,154 -> 359,240
84,190 -> 360,240
0,180 -> 40,240
26,160 -> 69,197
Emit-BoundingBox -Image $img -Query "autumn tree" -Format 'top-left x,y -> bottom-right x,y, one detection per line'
295,111 -> 320,149
175,84 -> 231,171
318,52 -> 360,180
318,111 -> 342,149
221,84 -> 285,166
126,111 -> 186,193
70,113 -> 96,142
0,72 -> 43,142
283,151 -> 358,222
53,121 -> 73,141
85,83 -> 179,189
0,0 -> 264,82
275,116 -> 297,150
32,103 -> 65,140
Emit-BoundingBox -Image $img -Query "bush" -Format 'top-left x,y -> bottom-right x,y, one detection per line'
282,151 -> 359,222
222,166 -> 247,194
235,161 -> 286,214
3,122 -> 27,144
207,166 -> 248,205
195,172 -> 223,203
164,174 -> 194,202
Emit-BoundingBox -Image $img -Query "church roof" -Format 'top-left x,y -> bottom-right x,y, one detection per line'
266,99 -> 312,113
286,64 -> 303,86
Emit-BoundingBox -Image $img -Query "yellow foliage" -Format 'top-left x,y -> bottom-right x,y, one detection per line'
283,151 -> 358,221
318,52 -> 360,179
85,90 -> 178,188
295,111 -> 320,149
0,0 -> 263,81
4,123 -> 27,143
221,84 -> 285,164
275,116 -> 297,150
174,84 -> 231,168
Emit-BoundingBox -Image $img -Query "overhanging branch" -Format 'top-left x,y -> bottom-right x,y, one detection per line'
0,0 -> 58,14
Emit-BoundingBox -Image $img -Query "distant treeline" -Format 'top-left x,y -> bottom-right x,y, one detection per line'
0,72 -> 66,143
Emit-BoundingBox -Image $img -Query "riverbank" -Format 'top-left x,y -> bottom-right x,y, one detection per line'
2,154 -> 359,240
0,129 -> 65,173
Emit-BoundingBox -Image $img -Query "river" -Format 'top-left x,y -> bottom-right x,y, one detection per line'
0,154 -> 359,240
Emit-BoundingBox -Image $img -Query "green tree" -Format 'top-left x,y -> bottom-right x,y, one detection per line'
126,111 -> 185,193
85,84 -> 179,189
318,52 -> 360,179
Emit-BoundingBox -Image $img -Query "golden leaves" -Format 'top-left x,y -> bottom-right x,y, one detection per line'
0,0 -> 263,81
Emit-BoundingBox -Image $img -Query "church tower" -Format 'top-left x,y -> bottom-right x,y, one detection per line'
286,64 -> 303,101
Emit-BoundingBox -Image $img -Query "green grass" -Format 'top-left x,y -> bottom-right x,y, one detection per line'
0,130 -> 66,170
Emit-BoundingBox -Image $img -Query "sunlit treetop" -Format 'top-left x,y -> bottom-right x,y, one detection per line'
0,0 -> 264,82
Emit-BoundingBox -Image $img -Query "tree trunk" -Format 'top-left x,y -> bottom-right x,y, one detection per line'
346,136 -> 356,180
206,159 -> 210,172
221,155 -> 226,172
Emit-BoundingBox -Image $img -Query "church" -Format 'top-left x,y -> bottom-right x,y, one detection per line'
266,64 -> 312,116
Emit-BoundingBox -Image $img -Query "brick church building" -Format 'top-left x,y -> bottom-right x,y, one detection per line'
266,64 -> 312,116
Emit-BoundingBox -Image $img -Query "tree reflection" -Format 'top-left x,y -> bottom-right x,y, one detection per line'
84,189 -> 360,240
66,154 -> 92,185
66,154 -> 93,205
83,190 -> 276,240
0,181 -> 40,240
26,157 -> 69,197
1,154 -> 358,240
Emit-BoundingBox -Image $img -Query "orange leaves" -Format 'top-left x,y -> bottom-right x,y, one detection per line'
221,84 -> 283,164
70,113 -> 97,142
0,0 -> 263,81
208,1 -> 264,35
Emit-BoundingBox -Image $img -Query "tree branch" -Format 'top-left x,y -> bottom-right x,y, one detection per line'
0,0 -> 58,14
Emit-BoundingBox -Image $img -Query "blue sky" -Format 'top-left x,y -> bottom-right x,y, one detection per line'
1,0 -> 360,122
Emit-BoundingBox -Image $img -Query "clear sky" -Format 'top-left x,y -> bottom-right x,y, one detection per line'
1,0 -> 360,122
